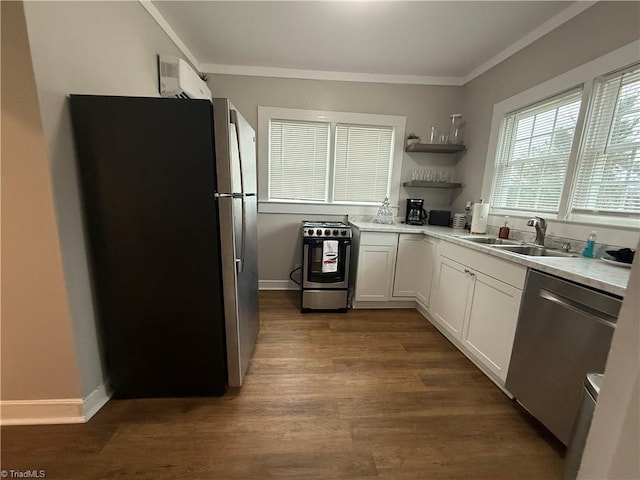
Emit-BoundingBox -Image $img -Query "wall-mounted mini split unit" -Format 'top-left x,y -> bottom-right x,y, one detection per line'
158,55 -> 212,100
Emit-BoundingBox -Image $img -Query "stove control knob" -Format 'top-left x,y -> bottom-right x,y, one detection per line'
341,230 -> 347,236
316,229 -> 322,236
332,229 -> 339,236
324,229 -> 330,236
307,229 -> 314,235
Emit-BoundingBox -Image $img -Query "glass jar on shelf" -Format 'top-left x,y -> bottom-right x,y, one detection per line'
448,114 -> 464,145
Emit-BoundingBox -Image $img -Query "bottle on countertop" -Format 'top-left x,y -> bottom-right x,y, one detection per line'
498,216 -> 510,239
464,201 -> 472,230
582,231 -> 597,258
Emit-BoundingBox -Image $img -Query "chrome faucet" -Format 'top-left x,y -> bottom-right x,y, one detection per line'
527,217 -> 547,246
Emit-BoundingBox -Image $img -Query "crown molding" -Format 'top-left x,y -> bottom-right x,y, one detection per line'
138,0 -> 201,71
199,63 -> 464,86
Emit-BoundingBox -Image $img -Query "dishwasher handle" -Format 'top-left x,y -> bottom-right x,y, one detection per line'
539,288 -> 617,328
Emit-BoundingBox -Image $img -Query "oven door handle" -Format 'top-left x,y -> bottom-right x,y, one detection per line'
303,238 -> 351,245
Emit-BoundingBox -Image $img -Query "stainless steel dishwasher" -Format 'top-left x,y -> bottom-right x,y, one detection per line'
505,270 -> 621,445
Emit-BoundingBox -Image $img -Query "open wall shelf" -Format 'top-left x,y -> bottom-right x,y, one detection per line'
403,181 -> 462,189
405,143 -> 466,154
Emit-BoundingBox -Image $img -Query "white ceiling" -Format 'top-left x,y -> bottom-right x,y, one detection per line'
147,1 -> 592,85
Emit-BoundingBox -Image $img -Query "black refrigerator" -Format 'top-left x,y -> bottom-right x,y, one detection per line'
69,95 -> 259,398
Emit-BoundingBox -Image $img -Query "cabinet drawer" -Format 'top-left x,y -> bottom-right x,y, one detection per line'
360,232 -> 398,246
439,242 -> 526,289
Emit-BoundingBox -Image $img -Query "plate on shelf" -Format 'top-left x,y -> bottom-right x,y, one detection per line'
600,256 -> 632,268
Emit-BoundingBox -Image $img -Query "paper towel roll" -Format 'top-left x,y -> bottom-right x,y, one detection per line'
471,203 -> 490,234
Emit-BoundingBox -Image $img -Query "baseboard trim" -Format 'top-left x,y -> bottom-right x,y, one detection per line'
0,399 -> 85,426
259,280 -> 299,290
352,299 -> 416,309
1,382 -> 111,426
83,382 -> 111,422
415,300 -> 431,318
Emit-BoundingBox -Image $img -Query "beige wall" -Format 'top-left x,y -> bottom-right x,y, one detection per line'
22,0 -> 189,397
1,1 -> 82,401
207,74 -> 462,282
456,1 -> 640,246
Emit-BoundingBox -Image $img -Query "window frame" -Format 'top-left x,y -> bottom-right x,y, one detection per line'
258,106 -> 406,215
482,40 -> 640,230
267,119 -> 331,203
569,64 -> 640,220
489,87 -> 584,215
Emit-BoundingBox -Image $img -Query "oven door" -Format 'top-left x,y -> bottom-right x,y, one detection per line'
302,238 -> 351,289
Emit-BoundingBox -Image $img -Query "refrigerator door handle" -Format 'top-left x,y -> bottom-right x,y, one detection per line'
214,192 -> 242,199
236,197 -> 246,273
214,193 -> 256,198
230,109 -> 247,274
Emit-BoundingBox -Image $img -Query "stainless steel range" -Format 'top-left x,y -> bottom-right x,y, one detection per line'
301,221 -> 351,312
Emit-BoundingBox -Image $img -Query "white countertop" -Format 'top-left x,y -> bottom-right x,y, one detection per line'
349,219 -> 631,297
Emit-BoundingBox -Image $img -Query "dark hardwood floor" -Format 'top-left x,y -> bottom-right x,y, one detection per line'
1,291 -> 564,479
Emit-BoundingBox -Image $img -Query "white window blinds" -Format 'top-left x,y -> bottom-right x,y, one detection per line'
268,119 -> 329,202
333,124 -> 393,203
491,89 -> 582,213
572,65 -> 640,215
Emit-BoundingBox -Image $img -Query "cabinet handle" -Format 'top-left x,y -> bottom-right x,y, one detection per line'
464,268 -> 475,277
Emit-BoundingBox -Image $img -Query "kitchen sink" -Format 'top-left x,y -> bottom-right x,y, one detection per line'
490,244 -> 577,257
454,235 -> 522,245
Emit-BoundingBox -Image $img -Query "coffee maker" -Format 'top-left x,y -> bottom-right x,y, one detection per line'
405,198 -> 427,225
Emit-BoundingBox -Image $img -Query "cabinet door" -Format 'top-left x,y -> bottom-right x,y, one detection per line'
392,234 -> 424,298
416,237 -> 436,307
355,245 -> 397,301
430,256 -> 470,340
461,271 -> 522,382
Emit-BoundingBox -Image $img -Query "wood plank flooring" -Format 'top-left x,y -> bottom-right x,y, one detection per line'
1,291 -> 564,479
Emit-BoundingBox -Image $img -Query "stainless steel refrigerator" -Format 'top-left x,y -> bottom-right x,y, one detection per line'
70,95 -> 259,397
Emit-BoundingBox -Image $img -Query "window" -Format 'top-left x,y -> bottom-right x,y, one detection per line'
483,41 -> 640,228
572,66 -> 640,216
258,107 -> 406,214
333,124 -> 393,203
268,120 -> 329,202
491,89 -> 582,213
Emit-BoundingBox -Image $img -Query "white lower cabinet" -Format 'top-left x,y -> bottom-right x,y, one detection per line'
392,234 -> 436,307
354,233 -> 398,302
429,242 -> 526,386
416,237 -> 436,307
461,270 -> 523,382
430,256 -> 469,338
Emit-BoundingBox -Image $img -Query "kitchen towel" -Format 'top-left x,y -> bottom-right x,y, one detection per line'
471,203 -> 490,234
322,240 -> 339,273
